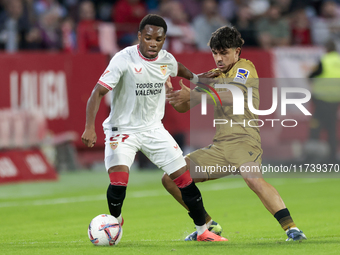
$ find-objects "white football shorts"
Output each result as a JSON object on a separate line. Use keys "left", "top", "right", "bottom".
{"left": 104, "top": 126, "right": 186, "bottom": 175}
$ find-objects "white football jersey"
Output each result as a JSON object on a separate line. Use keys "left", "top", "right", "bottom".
{"left": 98, "top": 45, "right": 178, "bottom": 133}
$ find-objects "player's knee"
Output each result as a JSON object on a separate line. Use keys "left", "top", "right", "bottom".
{"left": 161, "top": 173, "right": 173, "bottom": 189}
{"left": 244, "top": 177, "right": 265, "bottom": 193}
{"left": 169, "top": 165, "right": 187, "bottom": 180}
{"left": 108, "top": 165, "right": 129, "bottom": 174}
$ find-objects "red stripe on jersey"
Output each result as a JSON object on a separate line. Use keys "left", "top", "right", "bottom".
{"left": 137, "top": 45, "right": 158, "bottom": 62}
{"left": 98, "top": 80, "right": 112, "bottom": 90}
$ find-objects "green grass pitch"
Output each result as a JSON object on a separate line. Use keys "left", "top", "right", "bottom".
{"left": 1, "top": 170, "right": 340, "bottom": 255}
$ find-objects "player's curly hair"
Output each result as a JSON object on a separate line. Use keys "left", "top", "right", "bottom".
{"left": 139, "top": 14, "right": 167, "bottom": 34}
{"left": 208, "top": 26, "right": 244, "bottom": 53}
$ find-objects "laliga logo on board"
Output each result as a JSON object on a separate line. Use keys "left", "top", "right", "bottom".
{"left": 10, "top": 71, "right": 69, "bottom": 120}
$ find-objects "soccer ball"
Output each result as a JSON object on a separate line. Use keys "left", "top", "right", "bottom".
{"left": 88, "top": 214, "right": 123, "bottom": 246}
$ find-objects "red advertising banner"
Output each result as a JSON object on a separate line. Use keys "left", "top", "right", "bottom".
{"left": 0, "top": 53, "right": 109, "bottom": 148}
{"left": 0, "top": 149, "right": 57, "bottom": 184}
{"left": 0, "top": 51, "right": 273, "bottom": 149}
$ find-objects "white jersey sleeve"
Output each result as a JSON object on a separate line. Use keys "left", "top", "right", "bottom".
{"left": 166, "top": 51, "right": 178, "bottom": 77}
{"left": 98, "top": 53, "right": 128, "bottom": 90}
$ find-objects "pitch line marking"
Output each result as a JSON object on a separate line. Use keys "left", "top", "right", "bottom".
{"left": 0, "top": 179, "right": 321, "bottom": 208}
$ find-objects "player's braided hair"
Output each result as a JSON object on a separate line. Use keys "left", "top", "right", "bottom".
{"left": 208, "top": 26, "right": 244, "bottom": 54}
{"left": 139, "top": 14, "right": 167, "bottom": 34}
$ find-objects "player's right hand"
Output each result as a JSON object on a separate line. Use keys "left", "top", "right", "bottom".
{"left": 81, "top": 129, "right": 97, "bottom": 147}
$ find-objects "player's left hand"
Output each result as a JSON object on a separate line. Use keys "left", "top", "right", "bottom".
{"left": 165, "top": 77, "right": 173, "bottom": 95}
{"left": 198, "top": 70, "right": 220, "bottom": 78}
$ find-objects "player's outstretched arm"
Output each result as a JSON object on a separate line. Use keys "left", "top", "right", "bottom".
{"left": 177, "top": 62, "right": 194, "bottom": 80}
{"left": 81, "top": 83, "right": 109, "bottom": 147}
{"left": 177, "top": 62, "right": 219, "bottom": 83}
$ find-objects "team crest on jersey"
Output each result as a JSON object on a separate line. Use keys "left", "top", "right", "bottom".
{"left": 233, "top": 68, "right": 249, "bottom": 84}
{"left": 101, "top": 70, "right": 110, "bottom": 77}
{"left": 160, "top": 65, "right": 167, "bottom": 75}
{"left": 110, "top": 142, "right": 118, "bottom": 150}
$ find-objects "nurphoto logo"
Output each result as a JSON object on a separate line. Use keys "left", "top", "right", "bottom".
{"left": 199, "top": 84, "right": 312, "bottom": 128}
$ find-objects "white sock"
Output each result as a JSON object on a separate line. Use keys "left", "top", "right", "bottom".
{"left": 206, "top": 219, "right": 213, "bottom": 229}
{"left": 116, "top": 214, "right": 122, "bottom": 224}
{"left": 196, "top": 224, "right": 208, "bottom": 235}
{"left": 286, "top": 227, "right": 299, "bottom": 234}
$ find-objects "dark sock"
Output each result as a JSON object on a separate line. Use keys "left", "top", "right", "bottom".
{"left": 274, "top": 208, "right": 296, "bottom": 231}
{"left": 204, "top": 210, "right": 212, "bottom": 224}
{"left": 107, "top": 184, "right": 126, "bottom": 217}
{"left": 180, "top": 182, "right": 206, "bottom": 226}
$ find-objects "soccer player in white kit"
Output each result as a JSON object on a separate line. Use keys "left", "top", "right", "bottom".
{"left": 81, "top": 14, "right": 227, "bottom": 242}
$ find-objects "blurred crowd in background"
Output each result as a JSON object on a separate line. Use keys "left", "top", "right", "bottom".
{"left": 1, "top": 0, "right": 340, "bottom": 54}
